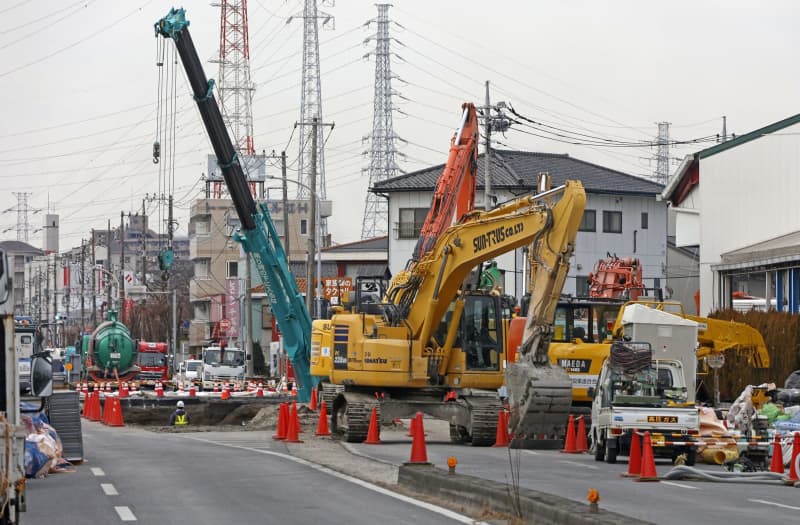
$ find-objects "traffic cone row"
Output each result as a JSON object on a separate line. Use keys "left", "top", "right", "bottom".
{"left": 309, "top": 388, "right": 318, "bottom": 411}
{"left": 788, "top": 432, "right": 800, "bottom": 483}
{"left": 315, "top": 401, "right": 331, "bottom": 436}
{"left": 102, "top": 396, "right": 125, "bottom": 427}
{"left": 561, "top": 414, "right": 589, "bottom": 453}
{"left": 364, "top": 406, "right": 381, "bottom": 444}
{"left": 769, "top": 434, "right": 784, "bottom": 474}
{"left": 634, "top": 432, "right": 659, "bottom": 482}
{"left": 406, "top": 412, "right": 429, "bottom": 464}
{"left": 493, "top": 409, "right": 509, "bottom": 447}
{"left": 82, "top": 389, "right": 102, "bottom": 421}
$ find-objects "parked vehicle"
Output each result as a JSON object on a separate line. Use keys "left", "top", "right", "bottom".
{"left": 590, "top": 304, "right": 701, "bottom": 465}
{"left": 201, "top": 345, "right": 245, "bottom": 389}
{"left": 136, "top": 341, "right": 170, "bottom": 385}
{"left": 1, "top": 248, "right": 53, "bottom": 524}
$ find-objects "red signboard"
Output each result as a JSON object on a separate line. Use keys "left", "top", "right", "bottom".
{"left": 219, "top": 318, "right": 232, "bottom": 331}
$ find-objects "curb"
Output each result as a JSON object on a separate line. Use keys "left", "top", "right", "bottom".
{"left": 398, "top": 464, "right": 654, "bottom": 525}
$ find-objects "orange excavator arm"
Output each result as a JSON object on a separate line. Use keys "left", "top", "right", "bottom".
{"left": 412, "top": 102, "right": 479, "bottom": 261}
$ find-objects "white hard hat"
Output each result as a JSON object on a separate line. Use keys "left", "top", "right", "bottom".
{"left": 177, "top": 400, "right": 185, "bottom": 408}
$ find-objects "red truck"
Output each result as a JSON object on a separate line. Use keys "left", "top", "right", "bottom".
{"left": 136, "top": 341, "right": 170, "bottom": 385}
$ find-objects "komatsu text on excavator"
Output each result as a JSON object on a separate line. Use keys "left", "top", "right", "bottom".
{"left": 311, "top": 176, "right": 586, "bottom": 447}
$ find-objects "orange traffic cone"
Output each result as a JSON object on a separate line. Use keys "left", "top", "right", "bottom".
{"left": 221, "top": 385, "right": 231, "bottom": 400}
{"left": 561, "top": 415, "right": 578, "bottom": 453}
{"left": 788, "top": 432, "right": 800, "bottom": 483}
{"left": 292, "top": 400, "right": 302, "bottom": 434}
{"left": 81, "top": 390, "right": 92, "bottom": 419}
{"left": 769, "top": 434, "right": 785, "bottom": 474}
{"left": 104, "top": 397, "right": 125, "bottom": 427}
{"left": 310, "top": 388, "right": 318, "bottom": 411}
{"left": 406, "top": 412, "right": 429, "bottom": 464}
{"left": 88, "top": 390, "right": 102, "bottom": 422}
{"left": 291, "top": 383, "right": 297, "bottom": 397}
{"left": 635, "top": 432, "right": 659, "bottom": 482}
{"left": 365, "top": 406, "right": 381, "bottom": 444}
{"left": 575, "top": 415, "right": 589, "bottom": 453}
{"left": 155, "top": 382, "right": 164, "bottom": 397}
{"left": 285, "top": 402, "right": 304, "bottom": 443}
{"left": 492, "top": 410, "right": 509, "bottom": 447}
{"left": 189, "top": 385, "right": 196, "bottom": 397}
{"left": 622, "top": 429, "right": 642, "bottom": 477}
{"left": 118, "top": 382, "right": 128, "bottom": 399}
{"left": 407, "top": 415, "right": 416, "bottom": 437}
{"left": 256, "top": 383, "right": 264, "bottom": 398}
{"left": 273, "top": 403, "right": 288, "bottom": 440}
{"left": 315, "top": 401, "right": 332, "bottom": 436}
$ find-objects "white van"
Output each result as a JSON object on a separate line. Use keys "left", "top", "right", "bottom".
{"left": 184, "top": 359, "right": 203, "bottom": 384}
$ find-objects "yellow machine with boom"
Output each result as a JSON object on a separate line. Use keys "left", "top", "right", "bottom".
{"left": 548, "top": 299, "right": 770, "bottom": 410}
{"left": 311, "top": 177, "right": 586, "bottom": 446}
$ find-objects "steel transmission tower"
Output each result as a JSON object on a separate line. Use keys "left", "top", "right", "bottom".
{"left": 292, "top": 1, "right": 333, "bottom": 238}
{"left": 211, "top": 0, "right": 257, "bottom": 198}
{"left": 12, "top": 192, "right": 32, "bottom": 241}
{"left": 361, "top": 4, "right": 403, "bottom": 239}
{"left": 655, "top": 122, "right": 670, "bottom": 185}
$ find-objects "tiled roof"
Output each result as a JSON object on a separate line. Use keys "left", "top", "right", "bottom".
{"left": 373, "top": 150, "right": 663, "bottom": 196}
{"left": 0, "top": 240, "right": 44, "bottom": 255}
{"left": 323, "top": 236, "right": 388, "bottom": 253}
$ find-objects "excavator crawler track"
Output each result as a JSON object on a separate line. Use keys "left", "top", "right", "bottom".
{"left": 332, "top": 395, "right": 378, "bottom": 443}
{"left": 320, "top": 382, "right": 344, "bottom": 411}
{"left": 467, "top": 399, "right": 504, "bottom": 446}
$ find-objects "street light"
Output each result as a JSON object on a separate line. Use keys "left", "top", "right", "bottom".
{"left": 266, "top": 176, "right": 323, "bottom": 319}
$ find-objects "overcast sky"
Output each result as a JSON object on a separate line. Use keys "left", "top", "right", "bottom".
{"left": 1, "top": 0, "right": 798, "bottom": 251}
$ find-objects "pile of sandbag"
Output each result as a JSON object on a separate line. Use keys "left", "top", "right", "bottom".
{"left": 22, "top": 413, "right": 75, "bottom": 479}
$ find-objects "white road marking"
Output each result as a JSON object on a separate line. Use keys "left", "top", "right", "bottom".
{"left": 660, "top": 481, "right": 697, "bottom": 490}
{"left": 91, "top": 468, "right": 105, "bottom": 476}
{"left": 101, "top": 483, "right": 119, "bottom": 496}
{"left": 558, "top": 460, "right": 599, "bottom": 470}
{"left": 114, "top": 506, "right": 137, "bottom": 521}
{"left": 749, "top": 499, "right": 800, "bottom": 511}
{"left": 523, "top": 450, "right": 539, "bottom": 455}
{"left": 187, "top": 436, "right": 490, "bottom": 525}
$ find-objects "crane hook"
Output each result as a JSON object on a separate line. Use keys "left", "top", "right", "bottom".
{"left": 152, "top": 141, "right": 161, "bottom": 164}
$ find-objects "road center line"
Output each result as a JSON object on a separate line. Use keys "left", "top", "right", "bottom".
{"left": 115, "top": 506, "right": 137, "bottom": 521}
{"left": 101, "top": 483, "right": 119, "bottom": 496}
{"left": 91, "top": 468, "right": 105, "bottom": 477}
{"left": 749, "top": 498, "right": 800, "bottom": 511}
{"left": 660, "top": 481, "right": 697, "bottom": 490}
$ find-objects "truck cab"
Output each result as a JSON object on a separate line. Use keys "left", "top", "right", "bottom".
{"left": 201, "top": 345, "right": 245, "bottom": 389}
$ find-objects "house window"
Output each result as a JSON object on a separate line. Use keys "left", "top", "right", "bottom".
{"left": 195, "top": 218, "right": 210, "bottom": 236}
{"left": 194, "top": 258, "right": 209, "bottom": 279}
{"left": 227, "top": 261, "right": 239, "bottom": 279}
{"left": 300, "top": 219, "right": 308, "bottom": 235}
{"left": 641, "top": 212, "right": 649, "bottom": 230}
{"left": 193, "top": 301, "right": 210, "bottom": 321}
{"left": 576, "top": 275, "right": 590, "bottom": 297}
{"left": 398, "top": 208, "right": 428, "bottom": 239}
{"left": 603, "top": 211, "right": 622, "bottom": 233}
{"left": 579, "top": 209, "right": 596, "bottom": 232}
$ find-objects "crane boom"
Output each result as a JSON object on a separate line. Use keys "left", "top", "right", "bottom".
{"left": 155, "top": 8, "right": 314, "bottom": 401}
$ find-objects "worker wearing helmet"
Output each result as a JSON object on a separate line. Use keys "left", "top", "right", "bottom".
{"left": 169, "top": 400, "right": 189, "bottom": 426}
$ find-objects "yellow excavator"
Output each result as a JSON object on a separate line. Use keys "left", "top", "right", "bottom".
{"left": 547, "top": 299, "right": 770, "bottom": 411}
{"left": 310, "top": 176, "right": 586, "bottom": 446}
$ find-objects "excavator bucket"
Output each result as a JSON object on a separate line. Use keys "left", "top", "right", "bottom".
{"left": 505, "top": 362, "right": 573, "bottom": 448}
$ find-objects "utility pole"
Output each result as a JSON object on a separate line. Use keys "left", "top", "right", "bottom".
{"left": 484, "top": 80, "right": 492, "bottom": 209}
{"left": 107, "top": 219, "right": 112, "bottom": 310}
{"left": 722, "top": 115, "right": 728, "bottom": 142}
{"left": 141, "top": 199, "right": 148, "bottom": 288}
{"left": 91, "top": 230, "right": 96, "bottom": 325}
{"left": 281, "top": 151, "right": 290, "bottom": 262}
{"left": 244, "top": 253, "right": 253, "bottom": 377}
{"left": 306, "top": 118, "right": 318, "bottom": 317}
{"left": 52, "top": 254, "right": 58, "bottom": 325}
{"left": 37, "top": 268, "right": 42, "bottom": 323}
{"left": 655, "top": 122, "right": 671, "bottom": 186}
{"left": 120, "top": 212, "right": 126, "bottom": 308}
{"left": 81, "top": 239, "right": 86, "bottom": 331}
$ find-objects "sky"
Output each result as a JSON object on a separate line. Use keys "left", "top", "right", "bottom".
{"left": 1, "top": 0, "right": 799, "bottom": 251}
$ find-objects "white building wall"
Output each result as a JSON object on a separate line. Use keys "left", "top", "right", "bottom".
{"left": 698, "top": 122, "right": 800, "bottom": 314}
{"left": 388, "top": 188, "right": 667, "bottom": 301}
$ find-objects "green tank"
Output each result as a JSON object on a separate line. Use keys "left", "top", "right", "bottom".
{"left": 82, "top": 311, "right": 139, "bottom": 381}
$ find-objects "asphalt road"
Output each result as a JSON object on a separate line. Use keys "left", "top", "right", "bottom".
{"left": 24, "top": 422, "right": 479, "bottom": 525}
{"left": 343, "top": 422, "right": 800, "bottom": 525}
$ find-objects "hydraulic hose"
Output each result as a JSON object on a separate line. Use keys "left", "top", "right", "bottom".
{"left": 662, "top": 465, "right": 793, "bottom": 485}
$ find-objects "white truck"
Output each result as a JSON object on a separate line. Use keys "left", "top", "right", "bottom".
{"left": 590, "top": 304, "right": 700, "bottom": 465}
{"left": 200, "top": 345, "right": 246, "bottom": 390}
{"left": 1, "top": 248, "right": 53, "bottom": 524}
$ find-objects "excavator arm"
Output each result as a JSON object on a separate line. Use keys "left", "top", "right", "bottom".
{"left": 387, "top": 180, "right": 586, "bottom": 352}
{"left": 412, "top": 103, "right": 478, "bottom": 260}
{"left": 155, "top": 8, "right": 314, "bottom": 402}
